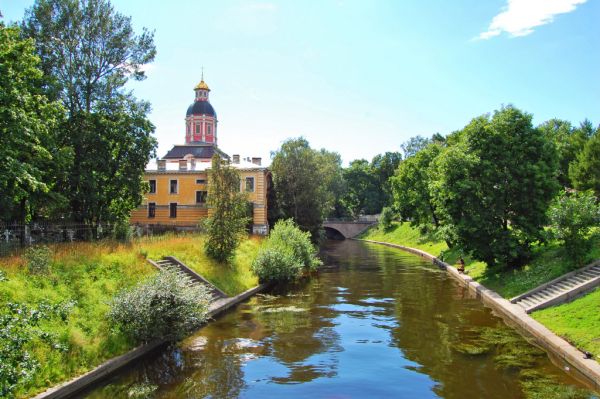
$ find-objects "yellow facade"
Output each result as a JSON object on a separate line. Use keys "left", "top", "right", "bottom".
{"left": 130, "top": 166, "right": 269, "bottom": 234}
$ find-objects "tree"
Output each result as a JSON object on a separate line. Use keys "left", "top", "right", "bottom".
{"left": 270, "top": 138, "right": 339, "bottom": 239}
{"left": 538, "top": 119, "right": 588, "bottom": 187}
{"left": 22, "top": 0, "right": 157, "bottom": 227}
{"left": 0, "top": 23, "right": 68, "bottom": 224}
{"left": 205, "top": 155, "right": 249, "bottom": 262}
{"left": 370, "top": 151, "right": 402, "bottom": 210}
{"left": 429, "top": 106, "right": 558, "bottom": 269}
{"left": 341, "top": 159, "right": 380, "bottom": 217}
{"left": 391, "top": 143, "right": 441, "bottom": 229}
{"left": 401, "top": 135, "right": 430, "bottom": 159}
{"left": 549, "top": 190, "right": 600, "bottom": 267}
{"left": 569, "top": 129, "right": 600, "bottom": 197}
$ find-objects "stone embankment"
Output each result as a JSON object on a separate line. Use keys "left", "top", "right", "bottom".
{"left": 358, "top": 239, "right": 600, "bottom": 391}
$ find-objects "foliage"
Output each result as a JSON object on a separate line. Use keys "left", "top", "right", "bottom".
{"left": 270, "top": 138, "right": 343, "bottom": 239}
{"left": 108, "top": 267, "right": 211, "bottom": 343}
{"left": 429, "top": 106, "right": 559, "bottom": 269}
{"left": 205, "top": 154, "right": 250, "bottom": 262}
{"left": 21, "top": 0, "right": 157, "bottom": 227}
{"left": 391, "top": 143, "right": 442, "bottom": 229}
{"left": 0, "top": 23, "right": 68, "bottom": 223}
{"left": 22, "top": 0, "right": 156, "bottom": 114}
{"left": 379, "top": 207, "right": 394, "bottom": 231}
{"left": 24, "top": 245, "right": 52, "bottom": 275}
{"left": 341, "top": 159, "right": 380, "bottom": 216}
{"left": 548, "top": 190, "right": 600, "bottom": 267}
{"left": 569, "top": 128, "right": 600, "bottom": 197}
{"left": 400, "top": 135, "right": 430, "bottom": 158}
{"left": 252, "top": 219, "right": 322, "bottom": 282}
{"left": 538, "top": 119, "right": 589, "bottom": 188}
{"left": 0, "top": 301, "right": 72, "bottom": 398}
{"left": 112, "top": 218, "right": 133, "bottom": 242}
{"left": 338, "top": 152, "right": 402, "bottom": 218}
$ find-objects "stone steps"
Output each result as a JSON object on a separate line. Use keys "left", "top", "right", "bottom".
{"left": 149, "top": 257, "right": 228, "bottom": 302}
{"left": 511, "top": 262, "right": 600, "bottom": 313}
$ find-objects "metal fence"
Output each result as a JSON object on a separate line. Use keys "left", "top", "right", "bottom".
{"left": 0, "top": 222, "right": 114, "bottom": 257}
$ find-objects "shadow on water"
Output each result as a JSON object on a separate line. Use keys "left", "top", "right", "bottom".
{"left": 84, "top": 240, "right": 597, "bottom": 399}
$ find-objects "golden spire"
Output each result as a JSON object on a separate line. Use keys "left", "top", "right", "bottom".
{"left": 194, "top": 67, "right": 210, "bottom": 91}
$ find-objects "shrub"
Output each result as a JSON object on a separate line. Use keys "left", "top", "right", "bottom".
{"left": 112, "top": 219, "right": 133, "bottom": 242}
{"left": 108, "top": 268, "right": 211, "bottom": 343}
{"left": 252, "top": 219, "right": 322, "bottom": 282}
{"left": 549, "top": 190, "right": 600, "bottom": 267}
{"left": 24, "top": 245, "right": 52, "bottom": 275}
{"left": 0, "top": 302, "right": 72, "bottom": 397}
{"left": 379, "top": 207, "right": 394, "bottom": 231}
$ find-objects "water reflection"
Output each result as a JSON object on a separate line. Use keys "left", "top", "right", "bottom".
{"left": 86, "top": 240, "right": 595, "bottom": 399}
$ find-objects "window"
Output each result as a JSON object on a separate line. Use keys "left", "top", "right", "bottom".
{"left": 169, "top": 203, "right": 177, "bottom": 218}
{"left": 148, "top": 180, "right": 156, "bottom": 194}
{"left": 196, "top": 191, "right": 207, "bottom": 204}
{"left": 206, "top": 124, "right": 212, "bottom": 135}
{"left": 170, "top": 179, "right": 178, "bottom": 194}
{"left": 195, "top": 123, "right": 201, "bottom": 134}
{"left": 196, "top": 179, "right": 206, "bottom": 184}
{"left": 245, "top": 177, "right": 255, "bottom": 192}
{"left": 148, "top": 202, "right": 156, "bottom": 218}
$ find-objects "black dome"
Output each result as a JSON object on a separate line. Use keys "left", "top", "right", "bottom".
{"left": 186, "top": 101, "right": 216, "bottom": 117}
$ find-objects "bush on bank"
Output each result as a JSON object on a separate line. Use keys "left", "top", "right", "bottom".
{"left": 252, "top": 219, "right": 322, "bottom": 282}
{"left": 108, "top": 267, "right": 211, "bottom": 343}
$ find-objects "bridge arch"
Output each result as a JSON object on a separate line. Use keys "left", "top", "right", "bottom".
{"left": 322, "top": 220, "right": 377, "bottom": 239}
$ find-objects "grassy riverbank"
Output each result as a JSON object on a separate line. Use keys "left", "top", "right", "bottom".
{"left": 532, "top": 288, "right": 600, "bottom": 357}
{"left": 360, "top": 222, "right": 600, "bottom": 358}
{"left": 0, "top": 233, "right": 260, "bottom": 398}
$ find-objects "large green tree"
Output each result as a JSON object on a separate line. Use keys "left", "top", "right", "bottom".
{"left": 22, "top": 0, "right": 157, "bottom": 227}
{"left": 538, "top": 119, "right": 588, "bottom": 187}
{"left": 429, "top": 106, "right": 558, "bottom": 269}
{"left": 569, "top": 129, "right": 600, "bottom": 197}
{"left": 370, "top": 151, "right": 402, "bottom": 210}
{"left": 391, "top": 143, "right": 441, "bottom": 229}
{"left": 205, "top": 155, "right": 249, "bottom": 262}
{"left": 0, "top": 23, "right": 68, "bottom": 223}
{"left": 270, "top": 138, "right": 341, "bottom": 239}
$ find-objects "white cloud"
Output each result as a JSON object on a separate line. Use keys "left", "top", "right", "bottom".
{"left": 478, "top": 0, "right": 587, "bottom": 39}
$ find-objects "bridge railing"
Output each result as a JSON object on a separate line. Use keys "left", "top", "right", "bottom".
{"left": 324, "top": 215, "right": 379, "bottom": 223}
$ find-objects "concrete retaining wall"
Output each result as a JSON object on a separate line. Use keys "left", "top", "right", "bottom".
{"left": 359, "top": 239, "right": 600, "bottom": 391}
{"left": 32, "top": 283, "right": 271, "bottom": 399}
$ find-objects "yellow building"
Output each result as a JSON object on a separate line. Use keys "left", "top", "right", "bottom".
{"left": 130, "top": 78, "right": 270, "bottom": 234}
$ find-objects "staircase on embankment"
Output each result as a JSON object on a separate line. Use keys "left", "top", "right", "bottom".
{"left": 148, "top": 256, "right": 228, "bottom": 302}
{"left": 511, "top": 260, "right": 600, "bottom": 313}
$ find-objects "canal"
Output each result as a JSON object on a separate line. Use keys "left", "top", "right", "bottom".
{"left": 86, "top": 239, "right": 596, "bottom": 398}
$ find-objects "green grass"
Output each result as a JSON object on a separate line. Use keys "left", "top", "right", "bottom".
{"left": 0, "top": 233, "right": 261, "bottom": 398}
{"left": 360, "top": 222, "right": 600, "bottom": 298}
{"left": 140, "top": 234, "right": 260, "bottom": 296}
{"left": 532, "top": 287, "right": 600, "bottom": 358}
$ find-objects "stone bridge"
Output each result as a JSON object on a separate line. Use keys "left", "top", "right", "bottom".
{"left": 323, "top": 218, "right": 378, "bottom": 239}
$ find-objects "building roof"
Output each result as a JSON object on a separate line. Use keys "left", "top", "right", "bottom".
{"left": 194, "top": 79, "right": 210, "bottom": 91}
{"left": 145, "top": 158, "right": 265, "bottom": 172}
{"left": 163, "top": 144, "right": 229, "bottom": 160}
{"left": 186, "top": 100, "right": 216, "bottom": 117}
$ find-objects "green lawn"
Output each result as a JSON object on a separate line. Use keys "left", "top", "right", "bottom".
{"left": 360, "top": 222, "right": 600, "bottom": 298}
{"left": 532, "top": 288, "right": 600, "bottom": 357}
{"left": 0, "top": 233, "right": 260, "bottom": 398}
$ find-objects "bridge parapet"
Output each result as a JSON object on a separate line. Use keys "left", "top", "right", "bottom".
{"left": 323, "top": 217, "right": 378, "bottom": 238}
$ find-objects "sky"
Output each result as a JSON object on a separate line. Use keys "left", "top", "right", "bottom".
{"left": 2, "top": 0, "right": 599, "bottom": 165}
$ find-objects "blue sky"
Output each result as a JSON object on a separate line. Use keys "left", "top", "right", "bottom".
{"left": 3, "top": 0, "right": 599, "bottom": 165}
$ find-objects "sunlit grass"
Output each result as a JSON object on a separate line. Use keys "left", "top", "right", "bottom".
{"left": 532, "top": 287, "right": 600, "bottom": 358}
{"left": 0, "top": 233, "right": 261, "bottom": 398}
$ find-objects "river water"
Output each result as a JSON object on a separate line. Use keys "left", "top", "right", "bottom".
{"left": 86, "top": 240, "right": 596, "bottom": 398}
